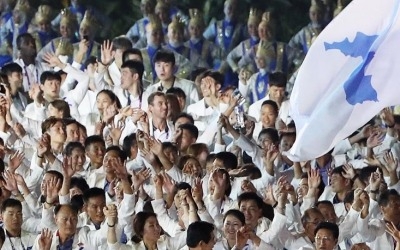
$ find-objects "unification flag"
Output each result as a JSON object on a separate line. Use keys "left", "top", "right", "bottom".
{"left": 288, "top": 0, "right": 400, "bottom": 161}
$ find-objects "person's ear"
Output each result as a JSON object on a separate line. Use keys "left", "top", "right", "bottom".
{"left": 216, "top": 84, "right": 221, "bottom": 91}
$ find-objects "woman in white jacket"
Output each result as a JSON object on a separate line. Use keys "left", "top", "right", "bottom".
{"left": 107, "top": 210, "right": 187, "bottom": 250}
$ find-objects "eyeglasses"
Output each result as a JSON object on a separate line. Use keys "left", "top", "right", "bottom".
{"left": 315, "top": 236, "right": 334, "bottom": 242}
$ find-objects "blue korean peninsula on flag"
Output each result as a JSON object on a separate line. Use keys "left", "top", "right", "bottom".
{"left": 288, "top": 0, "right": 400, "bottom": 161}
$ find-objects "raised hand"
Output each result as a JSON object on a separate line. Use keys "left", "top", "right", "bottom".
{"left": 62, "top": 156, "right": 76, "bottom": 179}
{"left": 192, "top": 178, "right": 203, "bottom": 205}
{"left": 241, "top": 179, "right": 256, "bottom": 193}
{"left": 262, "top": 184, "right": 277, "bottom": 206}
{"left": 37, "top": 134, "right": 50, "bottom": 158}
{"left": 13, "top": 123, "right": 26, "bottom": 138}
{"left": 46, "top": 176, "right": 61, "bottom": 204}
{"left": 103, "top": 204, "right": 118, "bottom": 226}
{"left": 78, "top": 39, "right": 89, "bottom": 55}
{"left": 369, "top": 169, "right": 382, "bottom": 192}
{"left": 38, "top": 228, "right": 53, "bottom": 250}
{"left": 101, "top": 40, "right": 114, "bottom": 66}
{"left": 386, "top": 222, "right": 400, "bottom": 243}
{"left": 161, "top": 172, "right": 176, "bottom": 194}
{"left": 381, "top": 107, "right": 395, "bottom": 127}
{"left": 217, "top": 115, "right": 228, "bottom": 130}
{"left": 263, "top": 144, "right": 279, "bottom": 164}
{"left": 43, "top": 52, "right": 63, "bottom": 68}
{"left": 148, "top": 137, "right": 163, "bottom": 155}
{"left": 342, "top": 163, "right": 356, "bottom": 180}
{"left": 366, "top": 132, "right": 382, "bottom": 149}
{"left": 153, "top": 174, "right": 163, "bottom": 190}
{"left": 383, "top": 151, "right": 398, "bottom": 173}
{"left": 8, "top": 150, "right": 25, "bottom": 172}
{"left": 94, "top": 121, "right": 106, "bottom": 136}
{"left": 308, "top": 169, "right": 321, "bottom": 189}
{"left": 236, "top": 226, "right": 250, "bottom": 249}
{"left": 131, "top": 168, "right": 151, "bottom": 192}
{"left": 2, "top": 170, "right": 18, "bottom": 193}
{"left": 109, "top": 121, "right": 124, "bottom": 144}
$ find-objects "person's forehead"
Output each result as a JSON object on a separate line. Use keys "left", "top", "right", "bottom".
{"left": 316, "top": 228, "right": 334, "bottom": 237}
{"left": 3, "top": 206, "right": 22, "bottom": 213}
{"left": 240, "top": 200, "right": 258, "bottom": 207}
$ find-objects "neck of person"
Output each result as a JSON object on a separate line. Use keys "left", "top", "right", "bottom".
{"left": 152, "top": 116, "right": 167, "bottom": 131}
{"left": 336, "top": 189, "right": 350, "bottom": 202}
{"left": 21, "top": 55, "right": 35, "bottom": 66}
{"left": 160, "top": 76, "right": 175, "bottom": 90}
{"left": 227, "top": 237, "right": 236, "bottom": 249}
{"left": 316, "top": 155, "right": 331, "bottom": 168}
{"left": 128, "top": 82, "right": 140, "bottom": 97}
{"left": 90, "top": 161, "right": 102, "bottom": 169}
{"left": 51, "top": 141, "right": 64, "bottom": 155}
{"left": 58, "top": 230, "right": 75, "bottom": 244}
{"left": 6, "top": 228, "right": 21, "bottom": 237}
{"left": 143, "top": 238, "right": 157, "bottom": 250}
{"left": 306, "top": 230, "right": 315, "bottom": 243}
{"left": 10, "top": 86, "right": 19, "bottom": 97}
{"left": 204, "top": 95, "right": 219, "bottom": 108}
{"left": 106, "top": 173, "right": 115, "bottom": 183}
{"left": 44, "top": 94, "right": 60, "bottom": 103}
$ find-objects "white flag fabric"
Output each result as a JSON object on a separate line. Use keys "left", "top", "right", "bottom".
{"left": 288, "top": 0, "right": 400, "bottom": 161}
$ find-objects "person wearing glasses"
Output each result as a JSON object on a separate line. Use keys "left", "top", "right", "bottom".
{"left": 314, "top": 222, "right": 339, "bottom": 250}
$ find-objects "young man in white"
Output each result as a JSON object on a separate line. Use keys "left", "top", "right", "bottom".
{"left": 142, "top": 49, "right": 199, "bottom": 111}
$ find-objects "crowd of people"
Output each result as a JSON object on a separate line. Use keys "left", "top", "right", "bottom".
{"left": 0, "top": 0, "right": 399, "bottom": 249}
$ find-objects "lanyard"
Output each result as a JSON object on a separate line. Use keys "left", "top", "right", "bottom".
{"left": 23, "top": 65, "right": 38, "bottom": 87}
{"left": 6, "top": 230, "right": 26, "bottom": 250}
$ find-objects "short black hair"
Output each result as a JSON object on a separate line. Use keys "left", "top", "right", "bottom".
{"left": 378, "top": 189, "right": 400, "bottom": 207}
{"left": 162, "top": 141, "right": 178, "bottom": 152}
{"left": 112, "top": 37, "right": 133, "bottom": 51}
{"left": 314, "top": 222, "right": 339, "bottom": 240}
{"left": 166, "top": 87, "right": 186, "bottom": 99}
{"left": 123, "top": 48, "right": 143, "bottom": 63}
{"left": 122, "top": 133, "right": 137, "bottom": 158}
{"left": 1, "top": 62, "right": 22, "bottom": 75}
{"left": 54, "top": 204, "right": 79, "bottom": 215}
{"left": 70, "top": 177, "right": 90, "bottom": 193}
{"left": 223, "top": 209, "right": 245, "bottom": 225}
{"left": 84, "top": 56, "right": 97, "bottom": 68}
{"left": 64, "top": 141, "right": 85, "bottom": 156}
{"left": 40, "top": 71, "right": 61, "bottom": 84}
{"left": 315, "top": 200, "right": 335, "bottom": 210}
{"left": 83, "top": 187, "right": 106, "bottom": 204}
{"left": 1, "top": 198, "right": 22, "bottom": 213}
{"left": 215, "top": 152, "right": 238, "bottom": 170}
{"left": 199, "top": 70, "right": 224, "bottom": 86}
{"left": 121, "top": 60, "right": 145, "bottom": 80}
{"left": 258, "top": 128, "right": 280, "bottom": 144}
{"left": 173, "top": 112, "right": 194, "bottom": 125}
{"left": 84, "top": 135, "right": 105, "bottom": 150}
{"left": 147, "top": 91, "right": 165, "bottom": 106}
{"left": 179, "top": 123, "right": 199, "bottom": 140}
{"left": 45, "top": 170, "right": 64, "bottom": 184}
{"left": 106, "top": 146, "right": 128, "bottom": 162}
{"left": 330, "top": 166, "right": 346, "bottom": 178}
{"left": 261, "top": 100, "right": 279, "bottom": 115}
{"left": 237, "top": 192, "right": 264, "bottom": 209}
{"left": 186, "top": 221, "right": 215, "bottom": 247}
{"left": 154, "top": 49, "right": 175, "bottom": 65}
{"left": 269, "top": 72, "right": 287, "bottom": 88}
{"left": 71, "top": 194, "right": 84, "bottom": 211}
{"left": 96, "top": 89, "right": 122, "bottom": 109}
{"left": 16, "top": 33, "right": 35, "bottom": 50}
